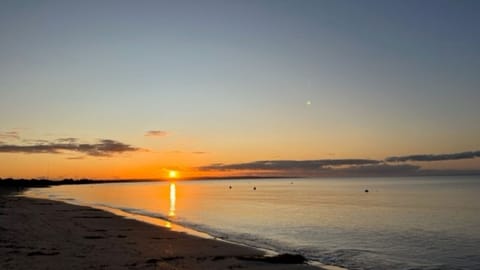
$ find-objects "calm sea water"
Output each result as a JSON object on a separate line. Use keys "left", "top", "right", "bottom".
{"left": 25, "top": 176, "right": 480, "bottom": 270}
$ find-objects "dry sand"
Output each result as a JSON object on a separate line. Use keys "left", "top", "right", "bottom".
{"left": 0, "top": 191, "right": 322, "bottom": 270}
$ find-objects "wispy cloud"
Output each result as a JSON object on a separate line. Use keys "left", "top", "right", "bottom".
{"left": 0, "top": 138, "right": 140, "bottom": 157}
{"left": 200, "top": 159, "right": 381, "bottom": 171}
{"left": 66, "top": 156, "right": 85, "bottom": 160}
{"left": 56, "top": 138, "right": 78, "bottom": 143}
{"left": 385, "top": 150, "right": 480, "bottom": 162}
{"left": 192, "top": 151, "right": 207, "bottom": 155}
{"left": 145, "top": 130, "right": 168, "bottom": 137}
{"left": 0, "top": 131, "right": 20, "bottom": 140}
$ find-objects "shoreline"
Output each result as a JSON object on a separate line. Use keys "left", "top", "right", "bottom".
{"left": 79, "top": 204, "right": 279, "bottom": 256}
{"left": 23, "top": 189, "right": 274, "bottom": 254}
{"left": 44, "top": 201, "right": 348, "bottom": 270}
{"left": 1, "top": 189, "right": 324, "bottom": 269}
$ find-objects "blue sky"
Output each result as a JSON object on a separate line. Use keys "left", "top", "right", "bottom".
{"left": 1, "top": 0, "right": 479, "bottom": 178}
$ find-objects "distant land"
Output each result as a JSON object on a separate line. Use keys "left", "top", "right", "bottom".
{"left": 0, "top": 176, "right": 295, "bottom": 189}
{"left": 1, "top": 172, "right": 480, "bottom": 190}
{"left": 0, "top": 178, "right": 151, "bottom": 189}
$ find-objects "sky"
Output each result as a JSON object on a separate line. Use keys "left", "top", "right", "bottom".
{"left": 1, "top": 0, "right": 479, "bottom": 179}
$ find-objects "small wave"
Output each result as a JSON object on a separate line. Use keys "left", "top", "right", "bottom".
{"left": 313, "top": 248, "right": 463, "bottom": 270}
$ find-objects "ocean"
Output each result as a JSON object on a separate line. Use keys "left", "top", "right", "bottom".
{"left": 24, "top": 176, "right": 480, "bottom": 270}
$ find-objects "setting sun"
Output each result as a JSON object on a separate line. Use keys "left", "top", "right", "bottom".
{"left": 168, "top": 170, "right": 178, "bottom": 179}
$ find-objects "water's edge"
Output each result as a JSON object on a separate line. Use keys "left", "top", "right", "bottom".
{"left": 21, "top": 190, "right": 346, "bottom": 270}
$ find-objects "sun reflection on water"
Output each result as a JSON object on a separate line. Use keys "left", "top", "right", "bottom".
{"left": 168, "top": 182, "right": 176, "bottom": 217}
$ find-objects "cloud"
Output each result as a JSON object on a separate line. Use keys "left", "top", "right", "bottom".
{"left": 56, "top": 138, "right": 78, "bottom": 143}
{"left": 332, "top": 164, "right": 420, "bottom": 177}
{"left": 192, "top": 151, "right": 206, "bottom": 155}
{"left": 0, "top": 131, "right": 20, "bottom": 140}
{"left": 199, "top": 159, "right": 381, "bottom": 171}
{"left": 385, "top": 150, "right": 480, "bottom": 162}
{"left": 0, "top": 139, "right": 140, "bottom": 157}
{"left": 66, "top": 156, "right": 85, "bottom": 160}
{"left": 198, "top": 159, "right": 423, "bottom": 177}
{"left": 145, "top": 130, "right": 168, "bottom": 137}
{"left": 23, "top": 139, "right": 50, "bottom": 144}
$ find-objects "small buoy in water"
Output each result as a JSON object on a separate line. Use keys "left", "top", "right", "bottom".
{"left": 229, "top": 185, "right": 232, "bottom": 189}
{"left": 365, "top": 189, "right": 369, "bottom": 193}
{"left": 290, "top": 182, "right": 293, "bottom": 184}
{"left": 253, "top": 186, "right": 256, "bottom": 191}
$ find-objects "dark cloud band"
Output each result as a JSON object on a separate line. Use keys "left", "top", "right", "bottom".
{"left": 198, "top": 160, "right": 422, "bottom": 177}
{"left": 385, "top": 151, "right": 480, "bottom": 162}
{"left": 0, "top": 139, "right": 139, "bottom": 157}
{"left": 200, "top": 159, "right": 381, "bottom": 171}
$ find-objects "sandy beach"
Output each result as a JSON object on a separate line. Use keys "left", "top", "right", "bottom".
{"left": 0, "top": 190, "right": 320, "bottom": 270}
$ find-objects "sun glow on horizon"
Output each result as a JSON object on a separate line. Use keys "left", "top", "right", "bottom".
{"left": 168, "top": 170, "right": 178, "bottom": 179}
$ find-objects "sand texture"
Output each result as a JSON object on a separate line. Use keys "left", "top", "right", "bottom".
{"left": 0, "top": 192, "right": 321, "bottom": 270}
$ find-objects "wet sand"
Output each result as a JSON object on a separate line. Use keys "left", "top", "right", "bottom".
{"left": 0, "top": 190, "right": 321, "bottom": 270}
